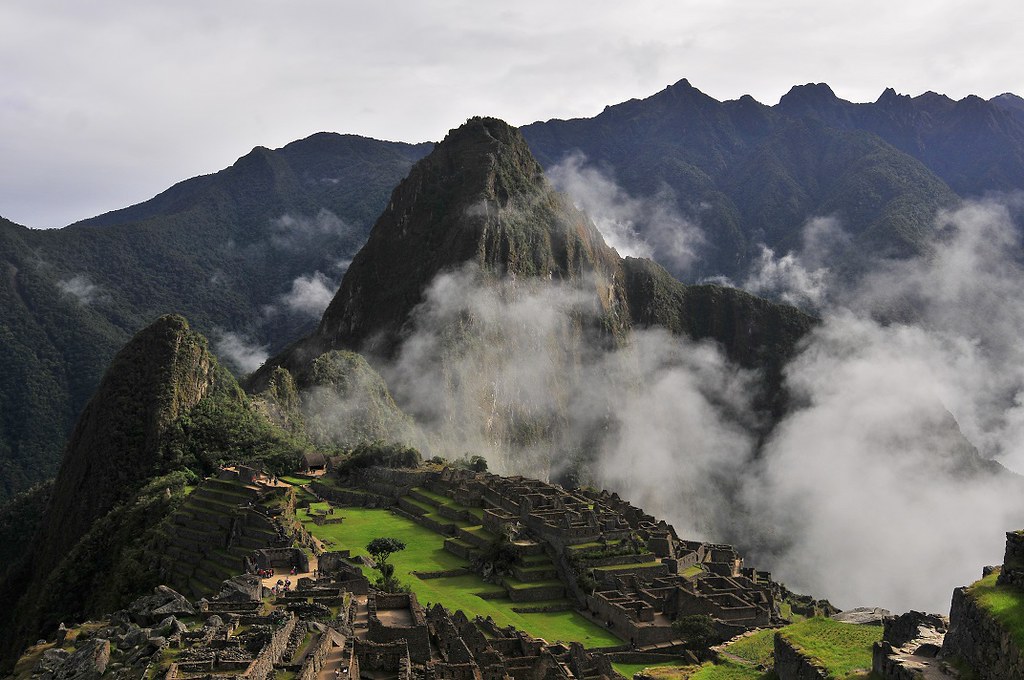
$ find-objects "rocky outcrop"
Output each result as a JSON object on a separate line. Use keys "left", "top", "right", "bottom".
{"left": 127, "top": 585, "right": 195, "bottom": 625}
{"left": 871, "top": 611, "right": 952, "bottom": 679}
{"left": 831, "top": 607, "right": 890, "bottom": 626}
{"left": 773, "top": 632, "right": 828, "bottom": 679}
{"left": 942, "top": 584, "right": 1024, "bottom": 679}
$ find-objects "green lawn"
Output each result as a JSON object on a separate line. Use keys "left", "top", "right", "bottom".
{"left": 723, "top": 629, "right": 775, "bottom": 667}
{"left": 690, "top": 660, "right": 772, "bottom": 679}
{"left": 299, "top": 505, "right": 621, "bottom": 648}
{"left": 281, "top": 475, "right": 313, "bottom": 486}
{"left": 970, "top": 571, "right": 1024, "bottom": 653}
{"left": 611, "top": 660, "right": 694, "bottom": 679}
{"left": 777, "top": 618, "right": 880, "bottom": 678}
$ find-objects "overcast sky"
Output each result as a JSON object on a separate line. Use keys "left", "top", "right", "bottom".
{"left": 2, "top": 0, "right": 1021, "bottom": 229}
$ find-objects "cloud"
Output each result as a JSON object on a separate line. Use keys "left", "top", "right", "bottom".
{"left": 57, "top": 274, "right": 101, "bottom": 304}
{"left": 741, "top": 216, "right": 848, "bottom": 310}
{"left": 370, "top": 196, "right": 1024, "bottom": 614}
{"left": 270, "top": 208, "right": 354, "bottom": 250}
{"left": 548, "top": 152, "right": 704, "bottom": 276}
{"left": 214, "top": 330, "right": 269, "bottom": 374}
{"left": 276, "top": 271, "right": 336, "bottom": 318}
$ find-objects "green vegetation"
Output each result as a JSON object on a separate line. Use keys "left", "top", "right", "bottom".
{"left": 969, "top": 571, "right": 1024, "bottom": 652}
{"left": 335, "top": 440, "right": 421, "bottom": 475}
{"left": 298, "top": 504, "right": 620, "bottom": 647}
{"left": 611, "top": 660, "right": 694, "bottom": 679}
{"left": 280, "top": 475, "right": 313, "bottom": 486}
{"left": 777, "top": 618, "right": 880, "bottom": 678}
{"left": 367, "top": 536, "right": 408, "bottom": 592}
{"left": 722, "top": 629, "right": 776, "bottom": 667}
{"left": 689, "top": 660, "right": 772, "bottom": 679}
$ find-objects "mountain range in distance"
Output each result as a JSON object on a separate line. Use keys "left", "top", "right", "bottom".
{"left": 1, "top": 78, "right": 1023, "bottom": 501}
{"left": 2, "top": 76, "right": 1024, "bottom": 669}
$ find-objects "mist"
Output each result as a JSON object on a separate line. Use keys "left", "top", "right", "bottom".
{"left": 548, "top": 152, "right": 704, "bottom": 277}
{"left": 57, "top": 274, "right": 102, "bottom": 305}
{"left": 214, "top": 329, "right": 269, "bottom": 374}
{"left": 297, "top": 194, "right": 1024, "bottom": 614}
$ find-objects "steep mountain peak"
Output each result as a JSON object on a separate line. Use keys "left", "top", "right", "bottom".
{"left": 876, "top": 87, "right": 911, "bottom": 106}
{"left": 778, "top": 82, "right": 841, "bottom": 107}
{"left": 32, "top": 314, "right": 217, "bottom": 574}
{"left": 270, "top": 116, "right": 624, "bottom": 364}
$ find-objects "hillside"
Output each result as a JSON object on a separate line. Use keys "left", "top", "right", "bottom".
{"left": 521, "top": 78, "right": 964, "bottom": 281}
{"left": 4, "top": 79, "right": 1024, "bottom": 503}
{"left": 0, "top": 315, "right": 306, "bottom": 665}
{"left": 0, "top": 135, "right": 429, "bottom": 501}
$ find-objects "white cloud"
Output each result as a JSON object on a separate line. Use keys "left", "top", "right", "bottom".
{"left": 57, "top": 274, "right": 100, "bottom": 304}
{"left": 548, "top": 152, "right": 704, "bottom": 276}
{"left": 214, "top": 330, "right": 269, "bottom": 374}
{"left": 277, "top": 271, "right": 335, "bottom": 318}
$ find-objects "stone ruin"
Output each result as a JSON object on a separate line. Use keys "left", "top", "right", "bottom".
{"left": 871, "top": 529, "right": 1024, "bottom": 679}
{"left": 370, "top": 466, "right": 798, "bottom": 648}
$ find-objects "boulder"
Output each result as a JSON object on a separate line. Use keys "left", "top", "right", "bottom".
{"left": 831, "top": 607, "right": 891, "bottom": 626}
{"left": 33, "top": 647, "right": 70, "bottom": 677}
{"left": 53, "top": 638, "right": 110, "bottom": 680}
{"left": 128, "top": 585, "right": 194, "bottom": 624}
{"left": 215, "top": 574, "right": 263, "bottom": 602}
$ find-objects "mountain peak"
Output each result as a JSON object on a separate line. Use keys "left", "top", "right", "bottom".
{"left": 272, "top": 116, "right": 623, "bottom": 363}
{"left": 779, "top": 82, "right": 839, "bottom": 105}
{"left": 33, "top": 314, "right": 217, "bottom": 574}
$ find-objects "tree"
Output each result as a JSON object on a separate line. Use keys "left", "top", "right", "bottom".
{"left": 366, "top": 537, "right": 406, "bottom": 591}
{"left": 672, "top": 614, "right": 719, "bottom": 648}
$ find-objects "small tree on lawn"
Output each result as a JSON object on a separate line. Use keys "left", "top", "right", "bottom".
{"left": 367, "top": 537, "right": 407, "bottom": 592}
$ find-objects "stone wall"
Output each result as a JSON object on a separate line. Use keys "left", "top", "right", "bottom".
{"left": 241, "top": 613, "right": 296, "bottom": 680}
{"left": 773, "top": 633, "right": 828, "bottom": 680}
{"left": 1000, "top": 531, "right": 1024, "bottom": 588}
{"left": 367, "top": 592, "right": 431, "bottom": 663}
{"left": 942, "top": 585, "right": 1024, "bottom": 679}
{"left": 298, "top": 628, "right": 338, "bottom": 680}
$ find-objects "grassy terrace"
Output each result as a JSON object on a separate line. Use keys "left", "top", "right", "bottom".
{"left": 970, "top": 570, "right": 1024, "bottom": 652}
{"left": 777, "top": 618, "right": 880, "bottom": 679}
{"left": 594, "top": 560, "right": 664, "bottom": 572}
{"left": 298, "top": 504, "right": 621, "bottom": 648}
{"left": 611, "top": 660, "right": 769, "bottom": 680}
{"left": 721, "top": 629, "right": 774, "bottom": 667}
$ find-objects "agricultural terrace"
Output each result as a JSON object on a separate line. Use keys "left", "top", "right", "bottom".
{"left": 776, "top": 617, "right": 881, "bottom": 678}
{"left": 297, "top": 503, "right": 621, "bottom": 648}
{"left": 969, "top": 570, "right": 1024, "bottom": 652}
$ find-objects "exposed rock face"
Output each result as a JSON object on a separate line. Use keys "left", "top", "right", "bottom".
{"left": 942, "top": 584, "right": 1024, "bottom": 679}
{"left": 33, "top": 315, "right": 216, "bottom": 575}
{"left": 53, "top": 638, "right": 110, "bottom": 680}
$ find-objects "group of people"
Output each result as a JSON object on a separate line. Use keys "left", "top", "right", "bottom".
{"left": 271, "top": 578, "right": 293, "bottom": 595}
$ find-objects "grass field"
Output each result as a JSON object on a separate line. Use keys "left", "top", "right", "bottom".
{"left": 281, "top": 475, "right": 313, "bottom": 486}
{"left": 611, "top": 660, "right": 695, "bottom": 679}
{"left": 722, "top": 629, "right": 775, "bottom": 667}
{"left": 777, "top": 618, "right": 880, "bottom": 678}
{"left": 298, "top": 504, "right": 621, "bottom": 648}
{"left": 970, "top": 571, "right": 1024, "bottom": 653}
{"left": 689, "top": 660, "right": 772, "bottom": 679}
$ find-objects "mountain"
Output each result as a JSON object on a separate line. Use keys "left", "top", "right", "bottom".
{"left": 5, "top": 79, "right": 1024, "bottom": 502}
{"left": 255, "top": 117, "right": 815, "bottom": 472}
{"left": 0, "top": 134, "right": 429, "bottom": 502}
{"left": 0, "top": 314, "right": 305, "bottom": 664}
{"left": 775, "top": 83, "right": 1024, "bottom": 196}
{"left": 261, "top": 116, "right": 630, "bottom": 374}
{"left": 521, "top": 78, "right": 964, "bottom": 281}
